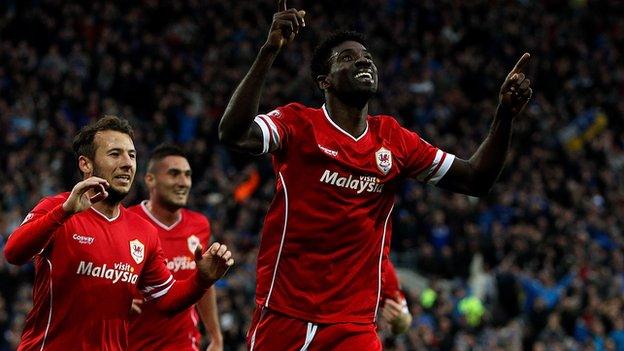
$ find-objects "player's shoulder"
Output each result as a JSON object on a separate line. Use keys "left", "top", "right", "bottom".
{"left": 33, "top": 192, "right": 70, "bottom": 210}
{"left": 123, "top": 208, "right": 157, "bottom": 234}
{"left": 272, "top": 102, "right": 318, "bottom": 119}
{"left": 368, "top": 113, "right": 402, "bottom": 128}
{"left": 126, "top": 202, "right": 145, "bottom": 216}
{"left": 368, "top": 113, "right": 411, "bottom": 137}
{"left": 182, "top": 208, "right": 209, "bottom": 225}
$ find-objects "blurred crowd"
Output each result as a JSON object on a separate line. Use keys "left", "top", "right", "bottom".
{"left": 1, "top": 0, "right": 623, "bottom": 350}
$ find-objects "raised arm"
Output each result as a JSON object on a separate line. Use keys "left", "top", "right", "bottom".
{"left": 437, "top": 53, "right": 533, "bottom": 196}
{"left": 4, "top": 177, "right": 109, "bottom": 265}
{"left": 218, "top": 0, "right": 305, "bottom": 153}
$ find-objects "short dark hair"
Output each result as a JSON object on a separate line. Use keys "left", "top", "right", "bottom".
{"left": 72, "top": 115, "right": 134, "bottom": 160}
{"left": 147, "top": 143, "right": 187, "bottom": 173}
{"left": 310, "top": 30, "right": 368, "bottom": 86}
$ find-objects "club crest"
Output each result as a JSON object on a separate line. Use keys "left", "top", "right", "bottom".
{"left": 375, "top": 147, "right": 392, "bottom": 175}
{"left": 129, "top": 239, "right": 145, "bottom": 264}
{"left": 187, "top": 235, "right": 200, "bottom": 254}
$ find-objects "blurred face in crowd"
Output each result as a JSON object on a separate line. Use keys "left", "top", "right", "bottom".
{"left": 324, "top": 41, "right": 378, "bottom": 100}
{"left": 146, "top": 155, "right": 192, "bottom": 210}
{"left": 79, "top": 130, "right": 137, "bottom": 204}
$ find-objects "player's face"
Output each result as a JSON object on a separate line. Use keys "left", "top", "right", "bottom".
{"left": 90, "top": 130, "right": 137, "bottom": 203}
{"left": 326, "top": 41, "right": 378, "bottom": 96}
{"left": 151, "top": 156, "right": 192, "bottom": 209}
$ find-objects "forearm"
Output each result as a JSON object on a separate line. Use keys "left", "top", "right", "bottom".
{"left": 4, "top": 204, "right": 69, "bottom": 265}
{"left": 218, "top": 45, "right": 279, "bottom": 145}
{"left": 154, "top": 271, "right": 213, "bottom": 315}
{"left": 198, "top": 286, "right": 222, "bottom": 345}
{"left": 468, "top": 108, "right": 514, "bottom": 187}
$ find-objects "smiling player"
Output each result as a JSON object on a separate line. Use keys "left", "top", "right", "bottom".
{"left": 218, "top": 0, "right": 532, "bottom": 349}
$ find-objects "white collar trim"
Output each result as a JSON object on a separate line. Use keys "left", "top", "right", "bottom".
{"left": 90, "top": 206, "right": 121, "bottom": 222}
{"left": 140, "top": 200, "right": 182, "bottom": 231}
{"left": 321, "top": 104, "right": 369, "bottom": 142}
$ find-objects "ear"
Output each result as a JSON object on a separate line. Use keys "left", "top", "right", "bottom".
{"left": 145, "top": 172, "right": 155, "bottom": 189}
{"left": 317, "top": 75, "right": 330, "bottom": 90}
{"left": 78, "top": 155, "right": 93, "bottom": 176}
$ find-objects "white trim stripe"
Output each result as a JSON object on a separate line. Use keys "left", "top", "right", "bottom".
{"left": 260, "top": 115, "right": 281, "bottom": 146}
{"left": 429, "top": 153, "right": 455, "bottom": 184}
{"left": 417, "top": 149, "right": 443, "bottom": 182}
{"left": 299, "top": 323, "right": 318, "bottom": 351}
{"left": 150, "top": 279, "right": 176, "bottom": 299}
{"left": 142, "top": 274, "right": 174, "bottom": 293}
{"left": 140, "top": 201, "right": 182, "bottom": 231}
{"left": 90, "top": 206, "right": 121, "bottom": 222}
{"left": 265, "top": 172, "right": 289, "bottom": 306}
{"left": 253, "top": 116, "right": 270, "bottom": 154}
{"left": 249, "top": 308, "right": 267, "bottom": 351}
{"left": 39, "top": 258, "right": 53, "bottom": 351}
{"left": 321, "top": 104, "right": 369, "bottom": 142}
{"left": 373, "top": 205, "right": 394, "bottom": 321}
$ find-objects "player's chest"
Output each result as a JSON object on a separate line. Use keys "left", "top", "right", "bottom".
{"left": 159, "top": 233, "right": 203, "bottom": 279}
{"left": 294, "top": 126, "right": 400, "bottom": 180}
{"left": 51, "top": 222, "right": 148, "bottom": 285}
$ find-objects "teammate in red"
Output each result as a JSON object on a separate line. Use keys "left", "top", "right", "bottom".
{"left": 218, "top": 1, "right": 532, "bottom": 349}
{"left": 128, "top": 144, "right": 223, "bottom": 351}
{"left": 3, "top": 117, "right": 234, "bottom": 351}
{"left": 380, "top": 260, "right": 412, "bottom": 336}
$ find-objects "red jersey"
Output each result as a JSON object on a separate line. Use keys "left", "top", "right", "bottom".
{"left": 13, "top": 193, "right": 174, "bottom": 351}
{"left": 252, "top": 103, "right": 454, "bottom": 323}
{"left": 127, "top": 201, "right": 211, "bottom": 351}
{"left": 381, "top": 259, "right": 403, "bottom": 302}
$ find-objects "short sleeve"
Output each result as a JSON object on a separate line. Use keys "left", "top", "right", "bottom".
{"left": 252, "top": 104, "right": 300, "bottom": 154}
{"left": 139, "top": 235, "right": 174, "bottom": 301}
{"left": 397, "top": 125, "right": 455, "bottom": 185}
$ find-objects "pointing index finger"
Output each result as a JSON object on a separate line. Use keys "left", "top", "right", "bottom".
{"left": 511, "top": 53, "right": 530, "bottom": 74}
{"left": 277, "top": 0, "right": 287, "bottom": 11}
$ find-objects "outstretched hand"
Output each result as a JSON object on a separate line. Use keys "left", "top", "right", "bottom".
{"left": 264, "top": 0, "right": 306, "bottom": 52}
{"left": 499, "top": 53, "right": 533, "bottom": 117}
{"left": 194, "top": 243, "right": 234, "bottom": 284}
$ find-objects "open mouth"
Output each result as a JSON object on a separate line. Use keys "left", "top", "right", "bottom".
{"left": 174, "top": 189, "right": 188, "bottom": 197}
{"left": 114, "top": 175, "right": 132, "bottom": 185}
{"left": 354, "top": 70, "right": 374, "bottom": 82}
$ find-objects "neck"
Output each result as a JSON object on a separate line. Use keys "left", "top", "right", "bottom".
{"left": 146, "top": 199, "right": 181, "bottom": 227}
{"left": 325, "top": 94, "right": 369, "bottom": 138}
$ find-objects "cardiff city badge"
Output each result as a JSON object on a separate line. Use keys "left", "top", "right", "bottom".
{"left": 129, "top": 239, "right": 145, "bottom": 264}
{"left": 375, "top": 147, "right": 392, "bottom": 175}
{"left": 187, "top": 235, "right": 200, "bottom": 254}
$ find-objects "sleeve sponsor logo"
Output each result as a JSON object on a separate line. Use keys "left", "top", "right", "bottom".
{"left": 76, "top": 261, "right": 139, "bottom": 284}
{"left": 20, "top": 213, "right": 34, "bottom": 225}
{"left": 319, "top": 170, "right": 384, "bottom": 194}
{"left": 267, "top": 109, "right": 282, "bottom": 118}
{"left": 129, "top": 239, "right": 145, "bottom": 264}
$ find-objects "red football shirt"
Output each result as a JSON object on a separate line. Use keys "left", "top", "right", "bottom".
{"left": 127, "top": 201, "right": 211, "bottom": 351}
{"left": 252, "top": 103, "right": 455, "bottom": 323}
{"left": 13, "top": 193, "right": 173, "bottom": 351}
{"left": 381, "top": 259, "right": 407, "bottom": 311}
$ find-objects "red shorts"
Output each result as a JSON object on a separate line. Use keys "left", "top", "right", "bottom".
{"left": 246, "top": 306, "right": 381, "bottom": 351}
